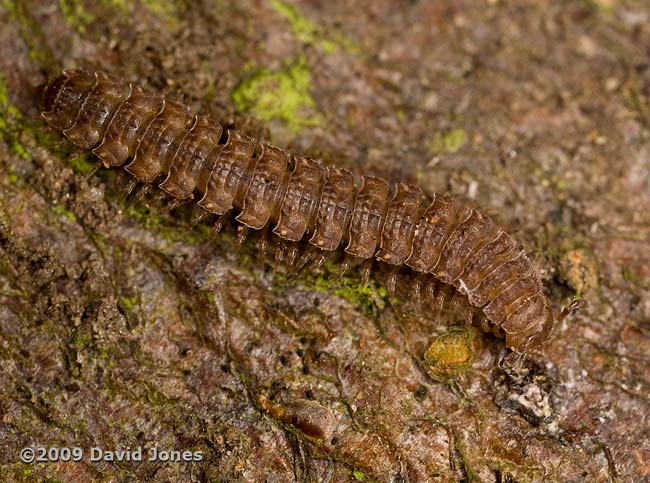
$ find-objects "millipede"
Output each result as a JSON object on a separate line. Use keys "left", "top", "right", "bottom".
{"left": 40, "top": 69, "right": 572, "bottom": 353}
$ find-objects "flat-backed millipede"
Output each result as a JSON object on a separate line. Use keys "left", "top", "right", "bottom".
{"left": 40, "top": 69, "right": 560, "bottom": 353}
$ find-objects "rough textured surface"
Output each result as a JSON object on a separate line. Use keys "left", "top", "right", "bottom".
{"left": 1, "top": 1, "right": 649, "bottom": 482}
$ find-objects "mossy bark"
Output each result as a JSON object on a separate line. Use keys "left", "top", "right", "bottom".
{"left": 1, "top": 1, "right": 649, "bottom": 482}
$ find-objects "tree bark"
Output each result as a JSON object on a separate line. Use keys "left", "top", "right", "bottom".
{"left": 1, "top": 1, "right": 649, "bottom": 482}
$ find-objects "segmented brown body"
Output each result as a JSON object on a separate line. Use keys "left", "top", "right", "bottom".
{"left": 40, "top": 69, "right": 555, "bottom": 351}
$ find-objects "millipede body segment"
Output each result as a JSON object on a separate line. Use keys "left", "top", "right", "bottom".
{"left": 40, "top": 69, "right": 556, "bottom": 352}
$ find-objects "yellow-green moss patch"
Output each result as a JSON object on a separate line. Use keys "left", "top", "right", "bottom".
{"left": 428, "top": 128, "right": 468, "bottom": 154}
{"left": 0, "top": 73, "right": 30, "bottom": 160}
{"left": 269, "top": 0, "right": 360, "bottom": 55}
{"left": 141, "top": 0, "right": 180, "bottom": 28}
{"left": 232, "top": 56, "right": 321, "bottom": 133}
{"left": 59, "top": 0, "right": 94, "bottom": 34}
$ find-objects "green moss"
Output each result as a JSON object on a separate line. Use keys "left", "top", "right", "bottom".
{"left": 123, "top": 204, "right": 206, "bottom": 245}
{"left": 125, "top": 204, "right": 163, "bottom": 229}
{"left": 532, "top": 165, "right": 570, "bottom": 193}
{"left": 269, "top": 0, "right": 318, "bottom": 42}
{"left": 621, "top": 265, "right": 649, "bottom": 288}
{"left": 288, "top": 260, "right": 388, "bottom": 318}
{"left": 332, "top": 278, "right": 387, "bottom": 318}
{"left": 583, "top": 0, "right": 615, "bottom": 15}
{"left": 0, "top": 72, "right": 11, "bottom": 108}
{"left": 100, "top": 0, "right": 129, "bottom": 13}
{"left": 5, "top": 164, "right": 19, "bottom": 184}
{"left": 118, "top": 295, "right": 138, "bottom": 312}
{"left": 413, "top": 385, "right": 427, "bottom": 402}
{"left": 237, "top": 251, "right": 254, "bottom": 272}
{"left": 1, "top": 0, "right": 56, "bottom": 65}
{"left": 0, "top": 73, "right": 30, "bottom": 160}
{"left": 274, "top": 271, "right": 288, "bottom": 284}
{"left": 194, "top": 222, "right": 212, "bottom": 239}
{"left": 141, "top": 0, "right": 181, "bottom": 28}
{"left": 59, "top": 0, "right": 94, "bottom": 34}
{"left": 428, "top": 128, "right": 468, "bottom": 154}
{"left": 623, "top": 77, "right": 650, "bottom": 127}
{"left": 232, "top": 56, "right": 321, "bottom": 133}
{"left": 67, "top": 153, "right": 97, "bottom": 175}
{"left": 352, "top": 468, "right": 366, "bottom": 481}
{"left": 454, "top": 435, "right": 479, "bottom": 482}
{"left": 72, "top": 331, "right": 91, "bottom": 349}
{"left": 52, "top": 204, "right": 78, "bottom": 223}
{"left": 269, "top": 0, "right": 360, "bottom": 55}
{"left": 145, "top": 382, "right": 170, "bottom": 405}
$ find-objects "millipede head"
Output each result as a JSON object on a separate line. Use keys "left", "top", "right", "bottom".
{"left": 512, "top": 298, "right": 585, "bottom": 353}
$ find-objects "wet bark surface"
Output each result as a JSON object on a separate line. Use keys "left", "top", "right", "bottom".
{"left": 1, "top": 1, "right": 649, "bottom": 482}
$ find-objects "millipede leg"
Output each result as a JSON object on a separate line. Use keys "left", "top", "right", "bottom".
{"left": 274, "top": 241, "right": 287, "bottom": 269}
{"left": 160, "top": 84, "right": 174, "bottom": 97}
{"left": 131, "top": 183, "right": 150, "bottom": 205}
{"left": 286, "top": 244, "right": 299, "bottom": 267}
{"left": 439, "top": 284, "right": 458, "bottom": 320}
{"left": 559, "top": 298, "right": 586, "bottom": 321}
{"left": 386, "top": 270, "right": 397, "bottom": 298}
{"left": 359, "top": 258, "right": 373, "bottom": 286}
{"left": 283, "top": 246, "right": 308, "bottom": 280}
{"left": 52, "top": 137, "right": 70, "bottom": 149}
{"left": 500, "top": 350, "right": 526, "bottom": 371}
{"left": 412, "top": 274, "right": 425, "bottom": 306}
{"left": 160, "top": 197, "right": 186, "bottom": 215}
{"left": 450, "top": 291, "right": 469, "bottom": 323}
{"left": 112, "top": 169, "right": 124, "bottom": 190}
{"left": 313, "top": 251, "right": 329, "bottom": 273}
{"left": 257, "top": 227, "right": 270, "bottom": 260}
{"left": 449, "top": 291, "right": 474, "bottom": 327}
{"left": 189, "top": 210, "right": 209, "bottom": 229}
{"left": 425, "top": 277, "right": 442, "bottom": 318}
{"left": 235, "top": 225, "right": 249, "bottom": 248}
{"left": 121, "top": 178, "right": 139, "bottom": 203}
{"left": 294, "top": 246, "right": 316, "bottom": 273}
{"left": 210, "top": 213, "right": 230, "bottom": 239}
{"left": 412, "top": 279, "right": 421, "bottom": 305}
{"left": 85, "top": 163, "right": 101, "bottom": 180}
{"left": 63, "top": 148, "right": 86, "bottom": 164}
{"left": 151, "top": 192, "right": 169, "bottom": 214}
{"left": 153, "top": 191, "right": 168, "bottom": 204}
{"left": 337, "top": 256, "right": 353, "bottom": 280}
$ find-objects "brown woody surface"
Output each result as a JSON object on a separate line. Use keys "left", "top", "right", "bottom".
{"left": 1, "top": 1, "right": 649, "bottom": 482}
